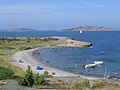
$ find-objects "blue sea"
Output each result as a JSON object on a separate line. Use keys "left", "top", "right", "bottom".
{"left": 1, "top": 31, "right": 120, "bottom": 77}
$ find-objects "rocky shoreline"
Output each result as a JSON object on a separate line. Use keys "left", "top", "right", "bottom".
{"left": 43, "top": 36, "right": 92, "bottom": 48}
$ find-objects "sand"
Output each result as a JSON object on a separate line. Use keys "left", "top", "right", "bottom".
{"left": 11, "top": 48, "right": 102, "bottom": 80}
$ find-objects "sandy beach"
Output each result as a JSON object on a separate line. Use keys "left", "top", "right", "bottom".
{"left": 11, "top": 48, "right": 102, "bottom": 80}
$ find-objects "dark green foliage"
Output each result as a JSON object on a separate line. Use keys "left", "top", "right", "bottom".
{"left": 82, "top": 79, "right": 90, "bottom": 88}
{"left": 18, "top": 65, "right": 34, "bottom": 87}
{"left": 18, "top": 66, "right": 49, "bottom": 87}
{"left": 72, "top": 82, "right": 82, "bottom": 89}
{"left": 18, "top": 46, "right": 32, "bottom": 51}
{"left": 0, "top": 66, "right": 14, "bottom": 80}
{"left": 1, "top": 38, "right": 5, "bottom": 43}
{"left": 34, "top": 74, "right": 49, "bottom": 85}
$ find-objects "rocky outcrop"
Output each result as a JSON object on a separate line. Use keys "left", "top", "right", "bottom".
{"left": 49, "top": 36, "right": 92, "bottom": 48}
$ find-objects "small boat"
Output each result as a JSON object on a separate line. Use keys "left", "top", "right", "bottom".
{"left": 84, "top": 64, "right": 96, "bottom": 68}
{"left": 100, "top": 52, "right": 105, "bottom": 54}
{"left": 94, "top": 61, "right": 103, "bottom": 65}
{"left": 79, "top": 30, "right": 83, "bottom": 34}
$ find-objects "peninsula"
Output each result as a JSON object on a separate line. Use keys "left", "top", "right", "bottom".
{"left": 0, "top": 36, "right": 92, "bottom": 76}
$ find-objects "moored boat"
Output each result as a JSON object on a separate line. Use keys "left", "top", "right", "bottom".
{"left": 84, "top": 64, "right": 96, "bottom": 68}
{"left": 100, "top": 52, "right": 105, "bottom": 54}
{"left": 94, "top": 61, "right": 103, "bottom": 65}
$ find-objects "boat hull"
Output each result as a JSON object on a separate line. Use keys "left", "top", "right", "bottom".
{"left": 84, "top": 64, "right": 96, "bottom": 68}
{"left": 94, "top": 61, "right": 103, "bottom": 65}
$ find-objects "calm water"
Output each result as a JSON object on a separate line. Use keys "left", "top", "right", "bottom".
{"left": 1, "top": 31, "right": 120, "bottom": 77}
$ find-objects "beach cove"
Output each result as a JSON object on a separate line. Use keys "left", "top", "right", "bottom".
{"left": 11, "top": 48, "right": 102, "bottom": 80}
{"left": 10, "top": 36, "right": 101, "bottom": 80}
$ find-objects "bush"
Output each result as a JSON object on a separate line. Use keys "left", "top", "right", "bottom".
{"left": 44, "top": 71, "right": 49, "bottom": 76}
{"left": 18, "top": 46, "right": 32, "bottom": 51}
{"left": 34, "top": 74, "right": 49, "bottom": 86}
{"left": 18, "top": 65, "right": 34, "bottom": 87}
{"left": 82, "top": 79, "right": 90, "bottom": 88}
{"left": 72, "top": 82, "right": 82, "bottom": 90}
{"left": 18, "top": 65, "right": 49, "bottom": 87}
{"left": 0, "top": 66, "right": 14, "bottom": 80}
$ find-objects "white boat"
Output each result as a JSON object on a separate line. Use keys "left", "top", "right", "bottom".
{"left": 79, "top": 30, "right": 83, "bottom": 34}
{"left": 94, "top": 61, "right": 103, "bottom": 65}
{"left": 84, "top": 64, "right": 96, "bottom": 68}
{"left": 100, "top": 52, "right": 105, "bottom": 54}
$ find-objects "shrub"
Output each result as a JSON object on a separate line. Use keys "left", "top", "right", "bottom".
{"left": 82, "top": 79, "right": 90, "bottom": 88}
{"left": 0, "top": 66, "right": 14, "bottom": 80}
{"left": 18, "top": 46, "right": 32, "bottom": 51}
{"left": 44, "top": 71, "right": 49, "bottom": 76}
{"left": 34, "top": 74, "right": 49, "bottom": 86}
{"left": 18, "top": 65, "right": 49, "bottom": 87}
{"left": 18, "top": 65, "right": 34, "bottom": 87}
{"left": 72, "top": 82, "right": 82, "bottom": 90}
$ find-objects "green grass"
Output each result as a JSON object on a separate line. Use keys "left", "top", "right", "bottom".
{"left": 0, "top": 66, "right": 14, "bottom": 80}
{"left": 0, "top": 38, "right": 57, "bottom": 76}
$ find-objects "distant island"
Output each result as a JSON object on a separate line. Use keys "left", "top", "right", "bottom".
{"left": 62, "top": 26, "right": 115, "bottom": 31}
{"left": 5, "top": 26, "right": 117, "bottom": 32}
{"left": 7, "top": 28, "right": 37, "bottom": 32}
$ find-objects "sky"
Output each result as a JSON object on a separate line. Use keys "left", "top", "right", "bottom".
{"left": 0, "top": 0, "right": 120, "bottom": 30}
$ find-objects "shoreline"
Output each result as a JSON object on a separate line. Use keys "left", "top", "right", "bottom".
{"left": 11, "top": 48, "right": 103, "bottom": 80}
